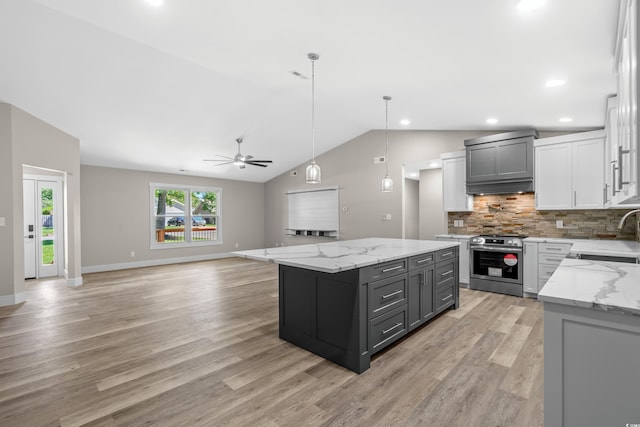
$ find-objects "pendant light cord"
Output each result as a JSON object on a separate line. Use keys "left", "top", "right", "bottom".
{"left": 311, "top": 56, "right": 316, "bottom": 163}
{"left": 385, "top": 97, "right": 390, "bottom": 176}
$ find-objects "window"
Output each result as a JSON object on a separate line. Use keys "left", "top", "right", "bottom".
{"left": 150, "top": 183, "right": 222, "bottom": 248}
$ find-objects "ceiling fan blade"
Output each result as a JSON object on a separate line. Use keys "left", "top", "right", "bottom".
{"left": 243, "top": 154, "right": 253, "bottom": 161}
{"left": 245, "top": 161, "right": 268, "bottom": 167}
{"left": 203, "top": 155, "right": 234, "bottom": 161}
{"left": 245, "top": 160, "right": 272, "bottom": 163}
{"left": 210, "top": 161, "right": 234, "bottom": 166}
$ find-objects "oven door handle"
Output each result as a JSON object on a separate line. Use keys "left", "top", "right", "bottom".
{"left": 470, "top": 246, "right": 522, "bottom": 253}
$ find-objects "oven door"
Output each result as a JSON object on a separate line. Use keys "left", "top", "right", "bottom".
{"left": 470, "top": 246, "right": 522, "bottom": 285}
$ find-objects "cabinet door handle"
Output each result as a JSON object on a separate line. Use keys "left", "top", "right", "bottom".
{"left": 573, "top": 190, "right": 577, "bottom": 206}
{"left": 546, "top": 247, "right": 563, "bottom": 251}
{"left": 381, "top": 322, "right": 403, "bottom": 335}
{"left": 618, "top": 145, "right": 630, "bottom": 188}
{"left": 441, "top": 270, "right": 453, "bottom": 277}
{"left": 612, "top": 162, "right": 619, "bottom": 195}
{"left": 603, "top": 184, "right": 608, "bottom": 204}
{"left": 382, "top": 265, "right": 403, "bottom": 273}
{"left": 441, "top": 294, "right": 453, "bottom": 302}
{"left": 441, "top": 251, "right": 454, "bottom": 257}
{"left": 381, "top": 290, "right": 402, "bottom": 300}
{"left": 416, "top": 257, "right": 432, "bottom": 264}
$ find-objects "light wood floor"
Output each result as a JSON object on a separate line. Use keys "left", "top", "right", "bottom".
{"left": 0, "top": 257, "right": 543, "bottom": 426}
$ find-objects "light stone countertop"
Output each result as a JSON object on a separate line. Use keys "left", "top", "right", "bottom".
{"left": 569, "top": 239, "right": 640, "bottom": 259}
{"left": 523, "top": 237, "right": 576, "bottom": 244}
{"left": 232, "top": 237, "right": 459, "bottom": 274}
{"left": 538, "top": 258, "right": 640, "bottom": 316}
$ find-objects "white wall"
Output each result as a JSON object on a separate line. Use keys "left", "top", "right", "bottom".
{"left": 0, "top": 103, "right": 82, "bottom": 306}
{"left": 404, "top": 178, "right": 419, "bottom": 239}
{"left": 80, "top": 165, "right": 265, "bottom": 272}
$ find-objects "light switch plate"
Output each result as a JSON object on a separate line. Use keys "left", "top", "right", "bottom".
{"left": 556, "top": 220, "right": 563, "bottom": 228}
{"left": 0, "top": 217, "right": 5, "bottom": 226}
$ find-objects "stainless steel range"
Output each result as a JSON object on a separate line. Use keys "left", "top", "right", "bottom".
{"left": 469, "top": 235, "right": 524, "bottom": 297}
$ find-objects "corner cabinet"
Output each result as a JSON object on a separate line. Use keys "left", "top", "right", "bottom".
{"left": 610, "top": 0, "right": 640, "bottom": 205}
{"left": 441, "top": 151, "right": 473, "bottom": 212}
{"left": 535, "top": 130, "right": 605, "bottom": 210}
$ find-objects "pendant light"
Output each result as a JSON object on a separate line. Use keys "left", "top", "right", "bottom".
{"left": 305, "top": 53, "right": 321, "bottom": 184}
{"left": 381, "top": 96, "right": 393, "bottom": 192}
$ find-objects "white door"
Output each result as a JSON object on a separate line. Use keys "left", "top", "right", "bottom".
{"left": 23, "top": 177, "right": 63, "bottom": 278}
{"left": 23, "top": 179, "right": 37, "bottom": 279}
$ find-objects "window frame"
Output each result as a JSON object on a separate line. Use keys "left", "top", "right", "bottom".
{"left": 149, "top": 182, "right": 222, "bottom": 250}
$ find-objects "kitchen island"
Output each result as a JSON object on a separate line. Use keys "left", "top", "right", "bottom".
{"left": 234, "top": 238, "right": 459, "bottom": 373}
{"left": 538, "top": 258, "right": 640, "bottom": 427}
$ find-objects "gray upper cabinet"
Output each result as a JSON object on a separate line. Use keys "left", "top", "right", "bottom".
{"left": 464, "top": 129, "right": 538, "bottom": 194}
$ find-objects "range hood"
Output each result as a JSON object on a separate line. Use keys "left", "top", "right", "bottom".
{"left": 464, "top": 129, "right": 538, "bottom": 195}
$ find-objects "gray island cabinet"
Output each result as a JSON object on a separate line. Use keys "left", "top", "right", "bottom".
{"left": 234, "top": 238, "right": 459, "bottom": 373}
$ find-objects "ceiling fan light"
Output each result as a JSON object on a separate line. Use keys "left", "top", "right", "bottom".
{"left": 381, "top": 175, "right": 394, "bottom": 192}
{"left": 306, "top": 161, "right": 321, "bottom": 184}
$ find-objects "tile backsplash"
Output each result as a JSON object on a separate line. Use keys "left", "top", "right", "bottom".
{"left": 447, "top": 193, "right": 640, "bottom": 241}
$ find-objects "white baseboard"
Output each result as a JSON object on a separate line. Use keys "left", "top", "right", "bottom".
{"left": 66, "top": 277, "right": 83, "bottom": 288}
{"left": 81, "top": 252, "right": 234, "bottom": 274}
{"left": 0, "top": 292, "right": 26, "bottom": 307}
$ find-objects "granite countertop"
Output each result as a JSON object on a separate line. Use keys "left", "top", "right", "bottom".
{"left": 232, "top": 237, "right": 459, "bottom": 274}
{"left": 538, "top": 258, "right": 640, "bottom": 316}
{"left": 435, "top": 234, "right": 478, "bottom": 239}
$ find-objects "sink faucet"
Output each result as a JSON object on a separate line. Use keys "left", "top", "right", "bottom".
{"left": 617, "top": 209, "right": 640, "bottom": 229}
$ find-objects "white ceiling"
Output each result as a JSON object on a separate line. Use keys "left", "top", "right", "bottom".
{"left": 0, "top": 0, "right": 619, "bottom": 182}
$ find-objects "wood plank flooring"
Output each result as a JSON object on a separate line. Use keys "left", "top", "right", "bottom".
{"left": 0, "top": 257, "right": 543, "bottom": 426}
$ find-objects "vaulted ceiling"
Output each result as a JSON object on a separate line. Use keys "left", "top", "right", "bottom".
{"left": 0, "top": 0, "right": 619, "bottom": 182}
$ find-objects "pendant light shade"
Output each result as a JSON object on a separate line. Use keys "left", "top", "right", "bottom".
{"left": 382, "top": 95, "right": 393, "bottom": 192}
{"left": 306, "top": 53, "right": 321, "bottom": 184}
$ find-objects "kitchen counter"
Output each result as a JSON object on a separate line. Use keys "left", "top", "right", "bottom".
{"left": 568, "top": 239, "right": 640, "bottom": 259}
{"left": 523, "top": 236, "right": 575, "bottom": 244}
{"left": 233, "top": 237, "right": 459, "bottom": 274}
{"left": 540, "top": 257, "right": 640, "bottom": 426}
{"left": 235, "top": 237, "right": 460, "bottom": 373}
{"left": 538, "top": 258, "right": 640, "bottom": 315}
{"left": 434, "top": 233, "right": 477, "bottom": 239}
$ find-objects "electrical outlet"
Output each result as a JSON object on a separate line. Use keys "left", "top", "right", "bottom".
{"left": 235, "top": 243, "right": 239, "bottom": 248}
{"left": 374, "top": 156, "right": 386, "bottom": 164}
{"left": 130, "top": 250, "right": 135, "bottom": 258}
{"left": 0, "top": 217, "right": 5, "bottom": 227}
{"left": 383, "top": 213, "right": 392, "bottom": 221}
{"left": 556, "top": 220, "right": 563, "bottom": 229}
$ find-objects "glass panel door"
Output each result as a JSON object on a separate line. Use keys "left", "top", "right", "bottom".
{"left": 37, "top": 180, "right": 62, "bottom": 278}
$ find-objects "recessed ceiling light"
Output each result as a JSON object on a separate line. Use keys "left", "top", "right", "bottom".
{"left": 558, "top": 117, "right": 573, "bottom": 123}
{"left": 410, "top": 172, "right": 419, "bottom": 178}
{"left": 518, "top": 0, "right": 546, "bottom": 12}
{"left": 545, "top": 79, "right": 565, "bottom": 88}
{"left": 430, "top": 162, "right": 439, "bottom": 168}
{"left": 145, "top": 0, "right": 164, "bottom": 7}
{"left": 486, "top": 118, "right": 498, "bottom": 125}
{"left": 400, "top": 119, "right": 411, "bottom": 126}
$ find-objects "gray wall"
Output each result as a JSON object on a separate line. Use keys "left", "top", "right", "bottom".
{"left": 419, "top": 168, "right": 446, "bottom": 239}
{"left": 264, "top": 129, "right": 495, "bottom": 246}
{"left": 0, "top": 103, "right": 82, "bottom": 305}
{"left": 404, "top": 178, "right": 419, "bottom": 239}
{"left": 80, "top": 165, "right": 265, "bottom": 271}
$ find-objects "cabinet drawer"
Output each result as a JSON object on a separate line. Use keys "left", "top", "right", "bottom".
{"left": 538, "top": 243, "right": 571, "bottom": 255}
{"left": 435, "top": 284, "right": 455, "bottom": 313}
{"left": 408, "top": 252, "right": 435, "bottom": 270}
{"left": 539, "top": 264, "right": 560, "bottom": 281}
{"left": 436, "top": 247, "right": 457, "bottom": 263}
{"left": 361, "top": 258, "right": 408, "bottom": 283}
{"left": 369, "top": 304, "right": 407, "bottom": 354}
{"left": 538, "top": 253, "right": 566, "bottom": 266}
{"left": 369, "top": 275, "right": 407, "bottom": 317}
{"left": 435, "top": 260, "right": 456, "bottom": 287}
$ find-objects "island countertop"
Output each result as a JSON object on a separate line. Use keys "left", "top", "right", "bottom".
{"left": 232, "top": 237, "right": 459, "bottom": 274}
{"left": 537, "top": 258, "right": 640, "bottom": 316}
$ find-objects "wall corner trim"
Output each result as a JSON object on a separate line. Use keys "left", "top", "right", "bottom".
{"left": 66, "top": 277, "right": 83, "bottom": 288}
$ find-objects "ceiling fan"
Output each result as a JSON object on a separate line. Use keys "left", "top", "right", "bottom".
{"left": 204, "top": 138, "right": 272, "bottom": 169}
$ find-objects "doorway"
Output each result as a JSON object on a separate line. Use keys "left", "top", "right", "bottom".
{"left": 23, "top": 175, "right": 63, "bottom": 279}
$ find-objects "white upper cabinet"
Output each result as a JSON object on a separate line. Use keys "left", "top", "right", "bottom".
{"left": 611, "top": 0, "right": 639, "bottom": 205}
{"left": 441, "top": 151, "right": 473, "bottom": 212}
{"left": 535, "top": 130, "right": 605, "bottom": 210}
